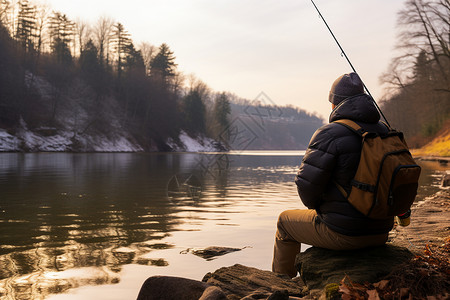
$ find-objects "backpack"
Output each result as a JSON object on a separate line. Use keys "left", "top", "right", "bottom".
{"left": 333, "top": 119, "right": 421, "bottom": 219}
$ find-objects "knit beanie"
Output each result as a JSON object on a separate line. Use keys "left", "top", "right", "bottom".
{"left": 328, "top": 72, "right": 365, "bottom": 105}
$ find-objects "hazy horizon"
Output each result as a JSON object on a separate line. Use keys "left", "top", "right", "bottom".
{"left": 42, "top": 0, "right": 405, "bottom": 120}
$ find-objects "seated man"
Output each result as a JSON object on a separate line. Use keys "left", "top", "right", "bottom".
{"left": 272, "top": 72, "right": 394, "bottom": 278}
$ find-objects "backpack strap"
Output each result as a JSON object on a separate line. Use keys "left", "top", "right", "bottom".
{"left": 380, "top": 120, "right": 391, "bottom": 130}
{"left": 333, "top": 119, "right": 365, "bottom": 136}
{"left": 332, "top": 119, "right": 367, "bottom": 199}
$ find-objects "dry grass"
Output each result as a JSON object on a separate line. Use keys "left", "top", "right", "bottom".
{"left": 412, "top": 120, "right": 450, "bottom": 157}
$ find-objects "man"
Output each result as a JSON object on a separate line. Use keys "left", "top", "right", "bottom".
{"left": 272, "top": 72, "right": 394, "bottom": 278}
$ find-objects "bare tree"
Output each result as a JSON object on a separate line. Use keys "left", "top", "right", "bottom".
{"left": 0, "top": 0, "right": 11, "bottom": 28}
{"left": 93, "top": 15, "right": 113, "bottom": 65}
{"left": 382, "top": 0, "right": 449, "bottom": 91}
{"left": 1, "top": 0, "right": 18, "bottom": 34}
{"left": 75, "top": 18, "right": 90, "bottom": 57}
{"left": 171, "top": 71, "right": 185, "bottom": 97}
{"left": 381, "top": 0, "right": 449, "bottom": 142}
{"left": 138, "top": 41, "right": 156, "bottom": 76}
{"left": 186, "top": 73, "right": 211, "bottom": 101}
{"left": 34, "top": 2, "right": 49, "bottom": 55}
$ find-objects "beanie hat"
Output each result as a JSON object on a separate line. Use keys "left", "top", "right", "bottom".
{"left": 328, "top": 72, "right": 365, "bottom": 105}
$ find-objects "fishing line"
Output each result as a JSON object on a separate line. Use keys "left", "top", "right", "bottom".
{"left": 310, "top": 0, "right": 391, "bottom": 127}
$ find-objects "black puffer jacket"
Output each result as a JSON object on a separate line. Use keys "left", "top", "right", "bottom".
{"left": 295, "top": 94, "right": 394, "bottom": 236}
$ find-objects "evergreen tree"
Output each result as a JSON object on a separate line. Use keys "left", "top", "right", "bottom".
{"left": 183, "top": 89, "right": 206, "bottom": 135}
{"left": 150, "top": 43, "right": 177, "bottom": 85}
{"left": 124, "top": 42, "right": 145, "bottom": 75}
{"left": 49, "top": 12, "right": 74, "bottom": 59}
{"left": 15, "top": 0, "right": 36, "bottom": 52}
{"left": 79, "top": 39, "right": 107, "bottom": 97}
{"left": 80, "top": 40, "right": 99, "bottom": 72}
{"left": 0, "top": 21, "right": 23, "bottom": 127}
{"left": 52, "top": 37, "right": 71, "bottom": 65}
{"left": 110, "top": 22, "right": 131, "bottom": 78}
{"left": 213, "top": 92, "right": 231, "bottom": 141}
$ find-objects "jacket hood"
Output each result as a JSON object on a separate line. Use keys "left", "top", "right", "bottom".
{"left": 329, "top": 94, "right": 380, "bottom": 123}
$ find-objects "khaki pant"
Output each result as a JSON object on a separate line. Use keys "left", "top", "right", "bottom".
{"left": 272, "top": 209, "right": 388, "bottom": 278}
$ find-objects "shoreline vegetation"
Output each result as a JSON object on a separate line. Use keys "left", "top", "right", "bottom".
{"left": 412, "top": 120, "right": 450, "bottom": 158}
{"left": 0, "top": 119, "right": 448, "bottom": 154}
{"left": 1, "top": 0, "right": 448, "bottom": 154}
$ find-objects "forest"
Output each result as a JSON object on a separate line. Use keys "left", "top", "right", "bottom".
{"left": 0, "top": 0, "right": 448, "bottom": 151}
{"left": 0, "top": 0, "right": 323, "bottom": 151}
{"left": 380, "top": 0, "right": 449, "bottom": 148}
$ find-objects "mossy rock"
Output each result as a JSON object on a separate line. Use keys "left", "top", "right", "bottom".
{"left": 324, "top": 283, "right": 341, "bottom": 300}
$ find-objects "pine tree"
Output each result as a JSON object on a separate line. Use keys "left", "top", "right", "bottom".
{"left": 15, "top": 0, "right": 36, "bottom": 52}
{"left": 110, "top": 22, "right": 131, "bottom": 78}
{"left": 48, "top": 12, "right": 74, "bottom": 63}
{"left": 213, "top": 92, "right": 231, "bottom": 141}
{"left": 124, "top": 42, "right": 145, "bottom": 75}
{"left": 150, "top": 43, "right": 177, "bottom": 85}
{"left": 183, "top": 89, "right": 206, "bottom": 135}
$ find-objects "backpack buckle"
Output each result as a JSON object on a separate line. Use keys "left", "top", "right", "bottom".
{"left": 351, "top": 180, "right": 375, "bottom": 193}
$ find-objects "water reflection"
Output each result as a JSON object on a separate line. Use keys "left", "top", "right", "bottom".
{"left": 0, "top": 153, "right": 446, "bottom": 299}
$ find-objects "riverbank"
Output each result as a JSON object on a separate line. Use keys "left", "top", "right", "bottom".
{"left": 411, "top": 120, "right": 450, "bottom": 158}
{"left": 137, "top": 173, "right": 450, "bottom": 299}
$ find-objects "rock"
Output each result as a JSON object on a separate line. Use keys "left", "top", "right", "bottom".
{"left": 202, "top": 264, "right": 306, "bottom": 300}
{"left": 199, "top": 286, "right": 228, "bottom": 300}
{"left": 442, "top": 173, "right": 450, "bottom": 187}
{"left": 295, "top": 244, "right": 414, "bottom": 290}
{"left": 137, "top": 276, "right": 227, "bottom": 300}
{"left": 180, "top": 246, "right": 248, "bottom": 260}
{"left": 266, "top": 290, "right": 289, "bottom": 300}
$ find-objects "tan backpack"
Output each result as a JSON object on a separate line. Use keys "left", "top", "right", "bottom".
{"left": 333, "top": 119, "right": 421, "bottom": 219}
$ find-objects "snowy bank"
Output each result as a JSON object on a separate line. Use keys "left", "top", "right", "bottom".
{"left": 167, "top": 131, "right": 225, "bottom": 152}
{"left": 0, "top": 118, "right": 143, "bottom": 152}
{"left": 0, "top": 127, "right": 225, "bottom": 153}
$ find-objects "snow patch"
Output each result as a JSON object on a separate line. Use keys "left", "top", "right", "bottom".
{"left": 0, "top": 118, "right": 143, "bottom": 152}
{"left": 177, "top": 131, "right": 222, "bottom": 152}
{"left": 0, "top": 130, "right": 19, "bottom": 151}
{"left": 17, "top": 120, "right": 72, "bottom": 151}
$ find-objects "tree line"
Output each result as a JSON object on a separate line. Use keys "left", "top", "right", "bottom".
{"left": 380, "top": 0, "right": 449, "bottom": 147}
{"left": 0, "top": 0, "right": 233, "bottom": 150}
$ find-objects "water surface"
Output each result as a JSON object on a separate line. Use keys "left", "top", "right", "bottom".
{"left": 0, "top": 152, "right": 447, "bottom": 299}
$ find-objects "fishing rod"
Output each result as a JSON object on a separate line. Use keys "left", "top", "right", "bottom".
{"left": 310, "top": 0, "right": 391, "bottom": 127}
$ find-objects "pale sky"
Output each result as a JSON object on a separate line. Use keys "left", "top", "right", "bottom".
{"left": 42, "top": 0, "right": 406, "bottom": 120}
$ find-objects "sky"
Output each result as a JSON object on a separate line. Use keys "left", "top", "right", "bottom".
{"left": 42, "top": 0, "right": 406, "bottom": 120}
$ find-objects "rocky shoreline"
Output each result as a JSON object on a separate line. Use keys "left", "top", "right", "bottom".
{"left": 137, "top": 173, "right": 450, "bottom": 299}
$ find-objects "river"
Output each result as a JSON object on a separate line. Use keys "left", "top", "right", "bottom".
{"left": 0, "top": 152, "right": 447, "bottom": 300}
